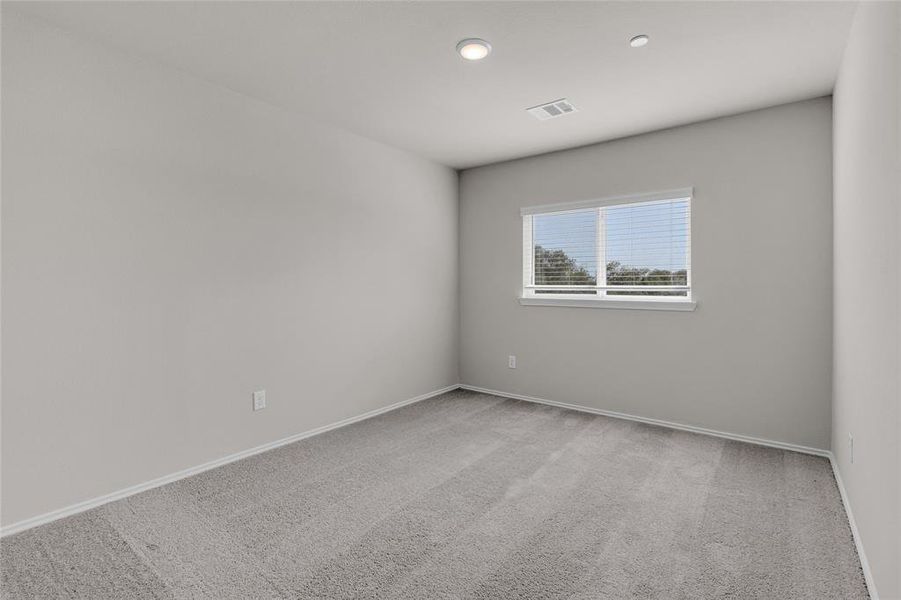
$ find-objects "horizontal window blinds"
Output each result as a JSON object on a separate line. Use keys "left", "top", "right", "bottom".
{"left": 533, "top": 208, "right": 599, "bottom": 287}
{"left": 523, "top": 194, "right": 691, "bottom": 299}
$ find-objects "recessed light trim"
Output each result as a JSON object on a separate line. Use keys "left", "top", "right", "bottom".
{"left": 630, "top": 34, "right": 649, "bottom": 48}
{"left": 456, "top": 38, "right": 492, "bottom": 61}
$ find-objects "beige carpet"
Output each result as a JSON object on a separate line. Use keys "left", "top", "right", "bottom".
{"left": 1, "top": 389, "right": 868, "bottom": 599}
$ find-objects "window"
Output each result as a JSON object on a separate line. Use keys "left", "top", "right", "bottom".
{"left": 520, "top": 188, "right": 695, "bottom": 310}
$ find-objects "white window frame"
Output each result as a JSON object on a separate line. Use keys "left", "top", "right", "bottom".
{"left": 520, "top": 187, "right": 696, "bottom": 311}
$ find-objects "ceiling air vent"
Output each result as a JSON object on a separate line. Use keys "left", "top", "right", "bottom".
{"left": 526, "top": 98, "right": 577, "bottom": 121}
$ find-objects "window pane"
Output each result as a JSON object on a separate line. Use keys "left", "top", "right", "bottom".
{"left": 605, "top": 199, "right": 689, "bottom": 293}
{"left": 532, "top": 209, "right": 597, "bottom": 287}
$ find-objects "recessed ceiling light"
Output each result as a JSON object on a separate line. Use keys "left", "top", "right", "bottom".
{"left": 456, "top": 38, "right": 492, "bottom": 61}
{"left": 630, "top": 34, "right": 649, "bottom": 48}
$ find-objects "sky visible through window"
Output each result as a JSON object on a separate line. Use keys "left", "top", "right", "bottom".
{"left": 532, "top": 200, "right": 689, "bottom": 278}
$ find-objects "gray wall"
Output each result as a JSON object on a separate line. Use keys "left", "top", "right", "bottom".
{"left": 1, "top": 13, "right": 459, "bottom": 527}
{"left": 460, "top": 98, "right": 834, "bottom": 450}
{"left": 832, "top": 2, "right": 900, "bottom": 598}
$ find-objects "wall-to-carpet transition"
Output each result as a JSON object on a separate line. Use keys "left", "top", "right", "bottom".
{"left": 0, "top": 390, "right": 867, "bottom": 599}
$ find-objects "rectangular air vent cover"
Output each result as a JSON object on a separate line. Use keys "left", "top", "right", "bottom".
{"left": 526, "top": 98, "right": 577, "bottom": 121}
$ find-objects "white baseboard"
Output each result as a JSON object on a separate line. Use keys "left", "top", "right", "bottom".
{"left": 458, "top": 384, "right": 830, "bottom": 457}
{"left": 6, "top": 382, "right": 875, "bottom": 600}
{"left": 829, "top": 455, "right": 879, "bottom": 600}
{"left": 0, "top": 384, "right": 459, "bottom": 538}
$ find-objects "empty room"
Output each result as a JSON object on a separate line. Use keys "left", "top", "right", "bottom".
{"left": 1, "top": 1, "right": 899, "bottom": 598}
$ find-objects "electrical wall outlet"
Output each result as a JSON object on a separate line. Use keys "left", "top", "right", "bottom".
{"left": 508, "top": 355, "right": 516, "bottom": 369}
{"left": 849, "top": 433, "right": 854, "bottom": 464}
{"left": 253, "top": 390, "right": 266, "bottom": 411}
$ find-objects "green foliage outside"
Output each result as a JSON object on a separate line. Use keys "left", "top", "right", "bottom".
{"left": 534, "top": 245, "right": 687, "bottom": 296}
{"left": 533, "top": 245, "right": 596, "bottom": 286}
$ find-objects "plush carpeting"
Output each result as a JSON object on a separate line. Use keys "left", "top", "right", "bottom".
{"left": 1, "top": 389, "right": 868, "bottom": 599}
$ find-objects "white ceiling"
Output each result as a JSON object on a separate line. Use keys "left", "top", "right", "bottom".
{"left": 8, "top": 1, "right": 857, "bottom": 169}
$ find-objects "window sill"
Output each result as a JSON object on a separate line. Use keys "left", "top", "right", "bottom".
{"left": 518, "top": 297, "right": 697, "bottom": 311}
